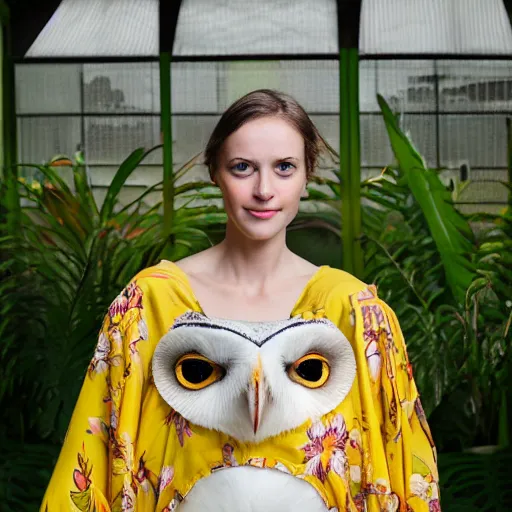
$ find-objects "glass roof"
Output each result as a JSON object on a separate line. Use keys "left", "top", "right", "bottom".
{"left": 25, "top": 0, "right": 512, "bottom": 58}
{"left": 360, "top": 0, "right": 512, "bottom": 54}
{"left": 26, "top": 0, "right": 159, "bottom": 57}
{"left": 173, "top": 0, "right": 338, "bottom": 55}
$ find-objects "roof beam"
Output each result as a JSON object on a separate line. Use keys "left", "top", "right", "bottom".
{"left": 337, "top": 0, "right": 362, "bottom": 49}
{"left": 159, "top": 0, "right": 184, "bottom": 54}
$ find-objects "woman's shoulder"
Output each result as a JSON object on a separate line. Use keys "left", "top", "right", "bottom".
{"left": 129, "top": 259, "right": 190, "bottom": 286}
{"left": 296, "top": 265, "right": 372, "bottom": 322}
{"left": 110, "top": 260, "right": 198, "bottom": 319}
{"left": 315, "top": 266, "right": 370, "bottom": 298}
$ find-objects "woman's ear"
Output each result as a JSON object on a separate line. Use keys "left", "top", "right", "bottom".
{"left": 301, "top": 182, "right": 309, "bottom": 198}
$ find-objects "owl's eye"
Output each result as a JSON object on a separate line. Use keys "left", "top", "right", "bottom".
{"left": 287, "top": 353, "right": 330, "bottom": 388}
{"left": 175, "top": 354, "right": 225, "bottom": 390}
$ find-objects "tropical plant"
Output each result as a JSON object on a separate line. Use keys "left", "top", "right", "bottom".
{"left": 357, "top": 96, "right": 512, "bottom": 509}
{"left": 438, "top": 448, "right": 512, "bottom": 512}
{"left": 288, "top": 153, "right": 343, "bottom": 267}
{"left": 358, "top": 95, "right": 476, "bottom": 421}
{"left": 359, "top": 96, "right": 512, "bottom": 452}
{"left": 0, "top": 147, "right": 226, "bottom": 510}
{"left": 463, "top": 197, "right": 512, "bottom": 448}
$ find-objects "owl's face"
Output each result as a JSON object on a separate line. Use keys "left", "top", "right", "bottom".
{"left": 153, "top": 313, "right": 356, "bottom": 443}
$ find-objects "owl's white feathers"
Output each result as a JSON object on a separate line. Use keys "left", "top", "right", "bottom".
{"left": 153, "top": 317, "right": 356, "bottom": 443}
{"left": 178, "top": 466, "right": 329, "bottom": 512}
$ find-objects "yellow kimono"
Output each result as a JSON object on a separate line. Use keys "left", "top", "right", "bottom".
{"left": 41, "top": 261, "right": 440, "bottom": 511}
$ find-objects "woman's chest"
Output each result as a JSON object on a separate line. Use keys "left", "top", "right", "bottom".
{"left": 187, "top": 276, "right": 312, "bottom": 321}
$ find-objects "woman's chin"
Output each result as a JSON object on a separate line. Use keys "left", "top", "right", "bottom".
{"left": 237, "top": 223, "right": 288, "bottom": 242}
{"left": 225, "top": 212, "right": 295, "bottom": 242}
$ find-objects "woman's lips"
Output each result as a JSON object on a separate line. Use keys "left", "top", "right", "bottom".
{"left": 246, "top": 209, "right": 279, "bottom": 219}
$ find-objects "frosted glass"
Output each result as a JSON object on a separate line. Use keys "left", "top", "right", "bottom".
{"left": 17, "top": 117, "right": 82, "bottom": 163}
{"left": 440, "top": 115, "right": 508, "bottom": 168}
{"left": 173, "top": 0, "right": 337, "bottom": 55}
{"left": 83, "top": 63, "right": 159, "bottom": 113}
{"left": 171, "top": 63, "right": 219, "bottom": 113}
{"left": 360, "top": 0, "right": 512, "bottom": 54}
{"left": 16, "top": 64, "right": 81, "bottom": 114}
{"left": 26, "top": 0, "right": 158, "bottom": 57}
{"left": 84, "top": 116, "right": 160, "bottom": 165}
{"left": 376, "top": 60, "right": 436, "bottom": 113}
{"left": 437, "top": 60, "right": 512, "bottom": 112}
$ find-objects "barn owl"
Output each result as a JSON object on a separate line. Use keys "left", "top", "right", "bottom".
{"left": 152, "top": 312, "right": 356, "bottom": 511}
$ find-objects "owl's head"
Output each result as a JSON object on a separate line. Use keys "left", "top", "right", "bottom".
{"left": 153, "top": 312, "right": 356, "bottom": 443}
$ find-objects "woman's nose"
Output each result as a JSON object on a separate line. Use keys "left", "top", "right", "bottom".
{"left": 253, "top": 170, "right": 274, "bottom": 201}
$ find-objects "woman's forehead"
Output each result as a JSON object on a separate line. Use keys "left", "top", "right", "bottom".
{"left": 221, "top": 117, "right": 305, "bottom": 157}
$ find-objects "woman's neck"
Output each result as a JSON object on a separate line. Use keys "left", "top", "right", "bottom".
{"left": 214, "top": 227, "right": 296, "bottom": 286}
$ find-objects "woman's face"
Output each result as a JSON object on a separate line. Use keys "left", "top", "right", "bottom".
{"left": 214, "top": 116, "right": 307, "bottom": 242}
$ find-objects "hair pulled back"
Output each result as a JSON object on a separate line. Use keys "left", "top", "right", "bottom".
{"left": 204, "top": 89, "right": 328, "bottom": 180}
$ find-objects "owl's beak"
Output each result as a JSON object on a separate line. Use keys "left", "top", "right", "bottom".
{"left": 248, "top": 356, "right": 266, "bottom": 434}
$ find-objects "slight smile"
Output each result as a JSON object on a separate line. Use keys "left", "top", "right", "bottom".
{"left": 245, "top": 209, "right": 280, "bottom": 219}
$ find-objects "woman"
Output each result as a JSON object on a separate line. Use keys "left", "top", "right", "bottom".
{"left": 41, "top": 90, "right": 439, "bottom": 511}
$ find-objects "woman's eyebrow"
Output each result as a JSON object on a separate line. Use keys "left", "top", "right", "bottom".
{"left": 226, "top": 156, "right": 299, "bottom": 165}
{"left": 227, "top": 157, "right": 256, "bottom": 165}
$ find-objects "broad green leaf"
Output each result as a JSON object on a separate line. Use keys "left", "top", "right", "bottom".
{"left": 377, "top": 93, "right": 476, "bottom": 305}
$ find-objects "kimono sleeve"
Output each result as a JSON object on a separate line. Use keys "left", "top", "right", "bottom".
{"left": 40, "top": 310, "right": 131, "bottom": 512}
{"left": 350, "top": 286, "right": 441, "bottom": 512}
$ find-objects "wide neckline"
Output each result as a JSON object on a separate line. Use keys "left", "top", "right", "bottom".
{"left": 160, "top": 260, "right": 328, "bottom": 323}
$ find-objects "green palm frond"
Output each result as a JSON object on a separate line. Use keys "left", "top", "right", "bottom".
{"left": 0, "top": 148, "right": 226, "bottom": 446}
{"left": 439, "top": 449, "right": 512, "bottom": 512}
{"left": 377, "top": 94, "right": 476, "bottom": 305}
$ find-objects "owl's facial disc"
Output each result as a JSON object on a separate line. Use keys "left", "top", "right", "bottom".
{"left": 153, "top": 318, "right": 356, "bottom": 443}
{"left": 175, "top": 353, "right": 226, "bottom": 390}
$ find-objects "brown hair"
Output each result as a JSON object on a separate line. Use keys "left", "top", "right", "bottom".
{"left": 204, "top": 89, "right": 332, "bottom": 180}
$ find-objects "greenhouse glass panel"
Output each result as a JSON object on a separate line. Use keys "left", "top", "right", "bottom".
{"left": 26, "top": 0, "right": 158, "bottom": 57}
{"left": 359, "top": 61, "right": 378, "bottom": 113}
{"left": 437, "top": 60, "right": 512, "bottom": 112}
{"left": 214, "top": 61, "right": 339, "bottom": 113}
{"left": 16, "top": 64, "right": 81, "bottom": 114}
{"left": 171, "top": 63, "right": 219, "bottom": 114}
{"left": 172, "top": 115, "right": 220, "bottom": 172}
{"left": 274, "top": 61, "right": 339, "bottom": 113}
{"left": 375, "top": 60, "right": 436, "bottom": 113}
{"left": 173, "top": 0, "right": 337, "bottom": 55}
{"left": 361, "top": 112, "right": 438, "bottom": 173}
{"left": 83, "top": 63, "right": 159, "bottom": 114}
{"left": 439, "top": 114, "right": 508, "bottom": 168}
{"left": 84, "top": 116, "right": 161, "bottom": 165}
{"left": 17, "top": 116, "right": 81, "bottom": 164}
{"left": 360, "top": 114, "right": 394, "bottom": 168}
{"left": 360, "top": 0, "right": 512, "bottom": 54}
{"left": 310, "top": 115, "right": 340, "bottom": 155}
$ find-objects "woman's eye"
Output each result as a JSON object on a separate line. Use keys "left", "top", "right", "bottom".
{"left": 233, "top": 162, "right": 249, "bottom": 172}
{"left": 277, "top": 162, "right": 294, "bottom": 173}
